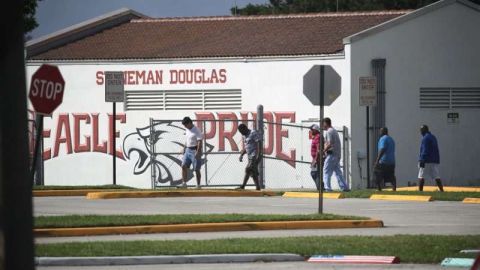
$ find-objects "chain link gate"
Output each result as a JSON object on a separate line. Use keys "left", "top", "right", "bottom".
{"left": 148, "top": 116, "right": 349, "bottom": 190}
{"left": 262, "top": 121, "right": 349, "bottom": 190}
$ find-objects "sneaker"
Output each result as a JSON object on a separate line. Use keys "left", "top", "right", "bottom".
{"left": 235, "top": 186, "right": 245, "bottom": 190}
{"left": 342, "top": 189, "right": 351, "bottom": 192}
{"left": 195, "top": 185, "right": 201, "bottom": 189}
{"left": 177, "top": 182, "right": 187, "bottom": 189}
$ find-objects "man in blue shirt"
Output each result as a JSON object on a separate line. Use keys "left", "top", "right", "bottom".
{"left": 418, "top": 125, "right": 444, "bottom": 192}
{"left": 374, "top": 127, "right": 396, "bottom": 191}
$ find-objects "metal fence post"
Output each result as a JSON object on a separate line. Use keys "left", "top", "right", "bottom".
{"left": 150, "top": 118, "right": 155, "bottom": 189}
{"left": 33, "top": 120, "right": 45, "bottom": 186}
{"left": 342, "top": 126, "right": 349, "bottom": 188}
{"left": 203, "top": 120, "right": 208, "bottom": 187}
{"left": 257, "top": 105, "right": 265, "bottom": 189}
{"left": 32, "top": 115, "right": 44, "bottom": 186}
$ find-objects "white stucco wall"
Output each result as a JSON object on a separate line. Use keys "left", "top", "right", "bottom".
{"left": 26, "top": 56, "right": 353, "bottom": 189}
{"left": 349, "top": 1, "right": 480, "bottom": 187}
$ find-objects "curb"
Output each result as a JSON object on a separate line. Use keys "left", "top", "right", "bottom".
{"left": 369, "top": 194, "right": 432, "bottom": 202}
{"left": 283, "top": 192, "right": 344, "bottom": 199}
{"left": 33, "top": 189, "right": 126, "bottom": 197}
{"left": 384, "top": 186, "right": 480, "bottom": 192}
{"left": 35, "top": 254, "right": 305, "bottom": 266}
{"left": 86, "top": 190, "right": 278, "bottom": 199}
{"left": 35, "top": 219, "right": 383, "bottom": 237}
{"left": 463, "top": 198, "right": 480, "bottom": 204}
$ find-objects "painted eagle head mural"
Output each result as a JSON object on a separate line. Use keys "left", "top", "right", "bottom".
{"left": 123, "top": 121, "right": 212, "bottom": 186}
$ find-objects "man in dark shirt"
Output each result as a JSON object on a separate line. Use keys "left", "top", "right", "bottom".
{"left": 418, "top": 125, "right": 444, "bottom": 192}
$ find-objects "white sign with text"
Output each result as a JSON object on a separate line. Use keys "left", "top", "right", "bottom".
{"left": 359, "top": 76, "right": 377, "bottom": 106}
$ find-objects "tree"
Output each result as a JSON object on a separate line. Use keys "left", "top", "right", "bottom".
{"left": 231, "top": 0, "right": 480, "bottom": 15}
{"left": 24, "top": 0, "right": 39, "bottom": 34}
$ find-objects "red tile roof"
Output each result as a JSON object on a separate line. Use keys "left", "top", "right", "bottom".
{"left": 28, "top": 11, "right": 407, "bottom": 60}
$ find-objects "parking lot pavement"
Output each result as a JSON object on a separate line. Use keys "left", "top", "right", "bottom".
{"left": 34, "top": 196, "right": 480, "bottom": 243}
{"left": 36, "top": 262, "right": 456, "bottom": 270}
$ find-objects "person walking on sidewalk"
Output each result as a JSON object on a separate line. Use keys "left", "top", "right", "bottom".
{"left": 237, "top": 123, "right": 261, "bottom": 190}
{"left": 180, "top": 117, "right": 203, "bottom": 188}
{"left": 418, "top": 125, "right": 444, "bottom": 192}
{"left": 309, "top": 124, "right": 323, "bottom": 190}
{"left": 322, "top": 118, "right": 349, "bottom": 192}
{"left": 374, "top": 127, "right": 396, "bottom": 191}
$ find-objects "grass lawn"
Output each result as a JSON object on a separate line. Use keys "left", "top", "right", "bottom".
{"left": 33, "top": 185, "right": 135, "bottom": 190}
{"left": 341, "top": 189, "right": 480, "bottom": 201}
{"left": 35, "top": 235, "right": 480, "bottom": 263}
{"left": 35, "top": 213, "right": 368, "bottom": 228}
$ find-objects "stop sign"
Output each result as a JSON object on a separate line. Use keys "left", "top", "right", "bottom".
{"left": 29, "top": 64, "right": 65, "bottom": 115}
{"left": 303, "top": 65, "right": 341, "bottom": 106}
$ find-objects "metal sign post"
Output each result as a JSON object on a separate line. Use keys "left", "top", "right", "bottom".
{"left": 113, "top": 102, "right": 116, "bottom": 185}
{"left": 304, "top": 65, "right": 342, "bottom": 214}
{"left": 318, "top": 66, "right": 325, "bottom": 214}
{"left": 28, "top": 64, "right": 66, "bottom": 185}
{"left": 105, "top": 71, "right": 124, "bottom": 185}
{"left": 359, "top": 76, "right": 377, "bottom": 188}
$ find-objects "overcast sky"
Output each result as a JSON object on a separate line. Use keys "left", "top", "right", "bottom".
{"left": 31, "top": 0, "right": 268, "bottom": 39}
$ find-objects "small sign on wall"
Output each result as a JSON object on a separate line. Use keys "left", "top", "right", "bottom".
{"left": 105, "top": 71, "right": 124, "bottom": 102}
{"left": 359, "top": 76, "right": 377, "bottom": 106}
{"left": 447, "top": 112, "right": 459, "bottom": 124}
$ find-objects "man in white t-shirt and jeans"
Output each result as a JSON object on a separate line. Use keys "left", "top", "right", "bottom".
{"left": 322, "top": 117, "right": 349, "bottom": 192}
{"left": 181, "top": 117, "right": 203, "bottom": 188}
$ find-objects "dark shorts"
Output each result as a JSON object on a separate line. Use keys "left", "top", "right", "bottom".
{"left": 374, "top": 163, "right": 396, "bottom": 185}
{"left": 245, "top": 156, "right": 260, "bottom": 177}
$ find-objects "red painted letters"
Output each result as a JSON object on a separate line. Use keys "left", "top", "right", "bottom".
{"left": 96, "top": 69, "right": 226, "bottom": 85}
{"left": 217, "top": 112, "right": 238, "bottom": 151}
{"left": 274, "top": 112, "right": 296, "bottom": 167}
{"left": 73, "top": 113, "right": 91, "bottom": 153}
{"left": 45, "top": 113, "right": 126, "bottom": 160}
{"left": 53, "top": 114, "right": 73, "bottom": 158}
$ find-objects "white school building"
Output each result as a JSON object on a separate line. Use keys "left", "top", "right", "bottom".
{"left": 26, "top": 0, "right": 480, "bottom": 189}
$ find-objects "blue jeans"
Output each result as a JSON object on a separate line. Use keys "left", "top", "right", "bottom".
{"left": 181, "top": 148, "right": 202, "bottom": 171}
{"left": 310, "top": 169, "right": 321, "bottom": 190}
{"left": 323, "top": 154, "right": 348, "bottom": 191}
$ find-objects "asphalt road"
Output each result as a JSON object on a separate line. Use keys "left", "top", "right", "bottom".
{"left": 34, "top": 196, "right": 480, "bottom": 244}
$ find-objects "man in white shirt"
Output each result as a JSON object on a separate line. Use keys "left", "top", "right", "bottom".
{"left": 181, "top": 117, "right": 203, "bottom": 188}
{"left": 322, "top": 117, "right": 349, "bottom": 192}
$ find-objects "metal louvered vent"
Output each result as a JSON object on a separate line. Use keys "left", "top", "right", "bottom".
{"left": 165, "top": 90, "right": 203, "bottom": 111}
{"left": 451, "top": 88, "right": 480, "bottom": 109}
{"left": 125, "top": 91, "right": 164, "bottom": 111}
{"left": 420, "top": 87, "right": 480, "bottom": 109}
{"left": 204, "top": 89, "right": 242, "bottom": 110}
{"left": 125, "top": 89, "right": 242, "bottom": 111}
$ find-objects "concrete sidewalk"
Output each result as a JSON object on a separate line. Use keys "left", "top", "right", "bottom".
{"left": 36, "top": 254, "right": 305, "bottom": 266}
{"left": 36, "top": 262, "right": 453, "bottom": 270}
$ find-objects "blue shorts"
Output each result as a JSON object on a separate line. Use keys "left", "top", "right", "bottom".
{"left": 182, "top": 148, "right": 202, "bottom": 171}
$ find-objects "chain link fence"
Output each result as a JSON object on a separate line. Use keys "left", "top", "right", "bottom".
{"left": 149, "top": 117, "right": 348, "bottom": 190}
